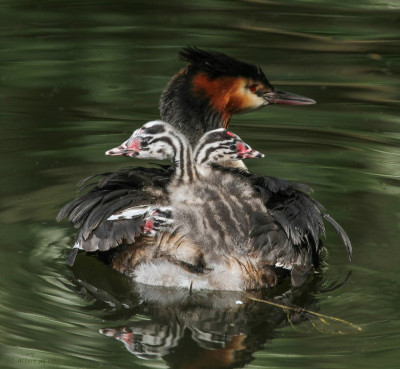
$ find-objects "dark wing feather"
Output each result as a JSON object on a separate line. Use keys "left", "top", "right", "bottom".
{"left": 249, "top": 210, "right": 314, "bottom": 286}
{"left": 265, "top": 187, "right": 325, "bottom": 247}
{"left": 323, "top": 214, "right": 352, "bottom": 260}
{"left": 58, "top": 166, "right": 173, "bottom": 260}
{"left": 250, "top": 210, "right": 291, "bottom": 253}
{"left": 254, "top": 174, "right": 352, "bottom": 265}
{"left": 213, "top": 165, "right": 351, "bottom": 263}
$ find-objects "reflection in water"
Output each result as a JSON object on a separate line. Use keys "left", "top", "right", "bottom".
{"left": 98, "top": 289, "right": 303, "bottom": 367}
{"left": 69, "top": 254, "right": 340, "bottom": 368}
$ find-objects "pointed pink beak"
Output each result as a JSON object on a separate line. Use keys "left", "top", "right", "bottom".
{"left": 236, "top": 142, "right": 264, "bottom": 159}
{"left": 105, "top": 137, "right": 141, "bottom": 157}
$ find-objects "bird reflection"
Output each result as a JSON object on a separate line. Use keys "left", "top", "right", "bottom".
{"left": 98, "top": 284, "right": 314, "bottom": 367}
{"left": 68, "top": 254, "right": 342, "bottom": 368}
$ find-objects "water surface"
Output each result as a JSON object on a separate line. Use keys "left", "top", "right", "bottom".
{"left": 1, "top": 1, "right": 400, "bottom": 368}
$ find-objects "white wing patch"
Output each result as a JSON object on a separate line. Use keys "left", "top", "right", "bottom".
{"left": 107, "top": 205, "right": 150, "bottom": 221}
{"left": 73, "top": 241, "right": 82, "bottom": 249}
{"left": 274, "top": 261, "right": 292, "bottom": 270}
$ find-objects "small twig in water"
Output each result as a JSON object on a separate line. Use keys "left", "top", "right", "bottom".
{"left": 248, "top": 296, "right": 362, "bottom": 333}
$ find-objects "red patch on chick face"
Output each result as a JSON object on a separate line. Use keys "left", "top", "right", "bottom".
{"left": 118, "top": 332, "right": 133, "bottom": 344}
{"left": 127, "top": 137, "right": 141, "bottom": 152}
{"left": 236, "top": 142, "right": 248, "bottom": 157}
{"left": 142, "top": 219, "right": 154, "bottom": 233}
{"left": 236, "top": 142, "right": 245, "bottom": 152}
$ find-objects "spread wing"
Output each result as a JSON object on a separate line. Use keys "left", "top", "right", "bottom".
{"left": 213, "top": 165, "right": 352, "bottom": 272}
{"left": 57, "top": 165, "right": 173, "bottom": 265}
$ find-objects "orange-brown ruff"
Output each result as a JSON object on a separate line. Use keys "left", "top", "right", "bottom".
{"left": 192, "top": 73, "right": 272, "bottom": 127}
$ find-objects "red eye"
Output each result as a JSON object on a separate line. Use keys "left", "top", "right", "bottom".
{"left": 249, "top": 84, "right": 258, "bottom": 93}
{"left": 226, "top": 131, "right": 235, "bottom": 137}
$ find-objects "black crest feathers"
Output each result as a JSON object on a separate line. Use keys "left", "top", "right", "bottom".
{"left": 179, "top": 47, "right": 272, "bottom": 87}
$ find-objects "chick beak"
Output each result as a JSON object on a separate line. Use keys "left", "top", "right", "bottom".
{"left": 263, "top": 89, "right": 316, "bottom": 105}
{"left": 236, "top": 142, "right": 265, "bottom": 159}
{"left": 105, "top": 138, "right": 141, "bottom": 157}
{"left": 241, "top": 149, "right": 265, "bottom": 159}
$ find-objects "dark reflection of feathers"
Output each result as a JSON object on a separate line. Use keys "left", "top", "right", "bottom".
{"left": 67, "top": 258, "right": 349, "bottom": 368}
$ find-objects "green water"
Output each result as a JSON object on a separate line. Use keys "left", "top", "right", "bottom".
{"left": 1, "top": 1, "right": 400, "bottom": 368}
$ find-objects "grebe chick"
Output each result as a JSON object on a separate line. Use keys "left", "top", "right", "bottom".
{"left": 106, "top": 120, "right": 263, "bottom": 223}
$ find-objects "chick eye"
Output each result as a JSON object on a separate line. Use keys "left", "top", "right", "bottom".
{"left": 249, "top": 84, "right": 258, "bottom": 93}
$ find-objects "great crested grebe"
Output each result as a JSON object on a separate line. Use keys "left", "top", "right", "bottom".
{"left": 58, "top": 48, "right": 351, "bottom": 287}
